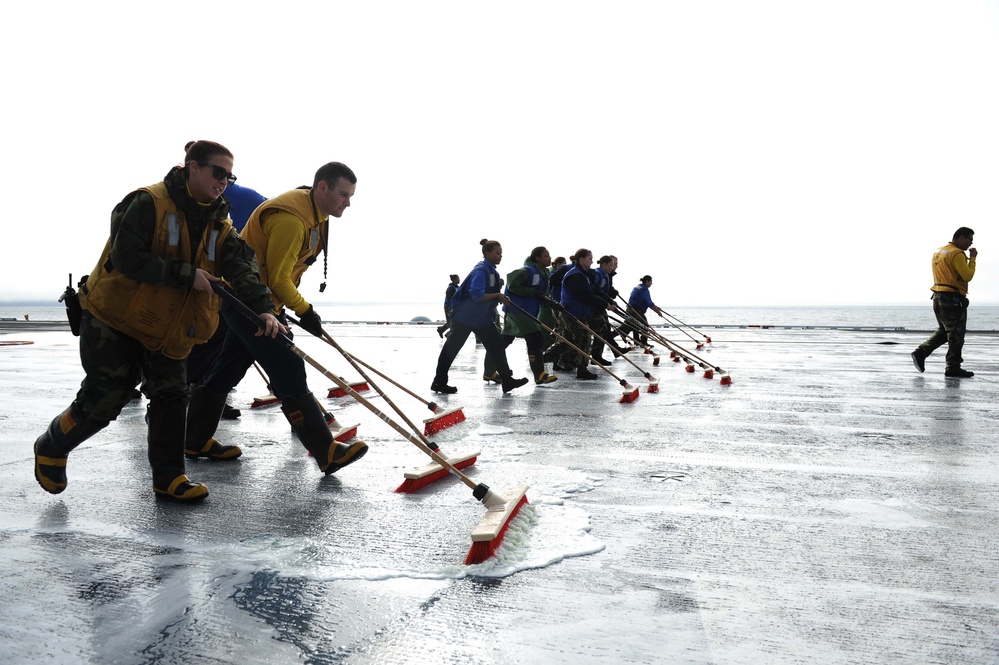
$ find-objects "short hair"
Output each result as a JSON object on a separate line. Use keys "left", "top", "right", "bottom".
{"left": 184, "top": 140, "right": 233, "bottom": 166}
{"left": 480, "top": 238, "right": 501, "bottom": 255}
{"left": 953, "top": 227, "right": 975, "bottom": 242}
{"left": 642, "top": 275, "right": 652, "bottom": 283}
{"left": 553, "top": 256, "right": 567, "bottom": 266}
{"left": 598, "top": 255, "right": 613, "bottom": 266}
{"left": 529, "top": 246, "right": 548, "bottom": 261}
{"left": 571, "top": 248, "right": 591, "bottom": 262}
{"left": 314, "top": 162, "right": 357, "bottom": 189}
{"left": 449, "top": 274, "right": 460, "bottom": 281}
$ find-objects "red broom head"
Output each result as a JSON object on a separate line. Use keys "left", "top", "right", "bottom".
{"left": 696, "top": 343, "right": 704, "bottom": 350}
{"left": 643, "top": 348, "right": 652, "bottom": 354}
{"left": 333, "top": 426, "right": 357, "bottom": 443}
{"left": 329, "top": 381, "right": 370, "bottom": 398}
{"left": 647, "top": 382, "right": 659, "bottom": 393}
{"left": 719, "top": 375, "right": 732, "bottom": 385}
{"left": 619, "top": 387, "right": 640, "bottom": 403}
{"left": 685, "top": 364, "right": 695, "bottom": 373}
{"left": 653, "top": 356, "right": 660, "bottom": 366}
{"left": 670, "top": 351, "right": 677, "bottom": 358}
{"left": 673, "top": 356, "right": 682, "bottom": 363}
{"left": 706, "top": 337, "right": 712, "bottom": 343}
{"left": 423, "top": 409, "right": 466, "bottom": 436}
{"left": 395, "top": 455, "right": 477, "bottom": 493}
{"left": 251, "top": 395, "right": 279, "bottom": 408}
{"left": 464, "top": 494, "right": 529, "bottom": 564}
{"left": 703, "top": 369, "right": 714, "bottom": 379}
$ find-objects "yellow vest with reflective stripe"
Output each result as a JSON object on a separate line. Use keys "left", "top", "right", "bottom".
{"left": 80, "top": 183, "right": 233, "bottom": 359}
{"left": 238, "top": 188, "right": 325, "bottom": 313}
{"left": 930, "top": 243, "right": 971, "bottom": 296}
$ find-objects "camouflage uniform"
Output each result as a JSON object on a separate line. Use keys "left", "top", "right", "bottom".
{"left": 34, "top": 166, "right": 273, "bottom": 495}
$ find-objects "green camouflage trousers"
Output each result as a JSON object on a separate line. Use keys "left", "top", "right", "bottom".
{"left": 917, "top": 293, "right": 969, "bottom": 371}
{"left": 70, "top": 310, "right": 190, "bottom": 486}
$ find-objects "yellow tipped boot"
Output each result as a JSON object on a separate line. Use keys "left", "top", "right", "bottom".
{"left": 153, "top": 474, "right": 209, "bottom": 502}
{"left": 282, "top": 394, "right": 368, "bottom": 475}
{"left": 185, "top": 385, "right": 242, "bottom": 461}
{"left": 149, "top": 398, "right": 208, "bottom": 502}
{"left": 34, "top": 405, "right": 108, "bottom": 495}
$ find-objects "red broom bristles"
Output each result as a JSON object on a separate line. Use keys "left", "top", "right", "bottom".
{"left": 464, "top": 494, "right": 529, "bottom": 565}
{"left": 333, "top": 425, "right": 358, "bottom": 443}
{"left": 394, "top": 455, "right": 478, "bottom": 493}
{"left": 251, "top": 394, "right": 279, "bottom": 408}
{"left": 327, "top": 381, "right": 370, "bottom": 398}
{"left": 423, "top": 407, "right": 466, "bottom": 436}
{"left": 619, "top": 387, "right": 640, "bottom": 403}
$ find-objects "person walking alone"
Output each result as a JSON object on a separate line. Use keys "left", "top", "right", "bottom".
{"left": 911, "top": 227, "right": 978, "bottom": 378}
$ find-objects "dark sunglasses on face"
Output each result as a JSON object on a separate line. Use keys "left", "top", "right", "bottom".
{"left": 196, "top": 160, "right": 237, "bottom": 184}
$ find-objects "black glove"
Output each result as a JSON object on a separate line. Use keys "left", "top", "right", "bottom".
{"left": 298, "top": 305, "right": 324, "bottom": 337}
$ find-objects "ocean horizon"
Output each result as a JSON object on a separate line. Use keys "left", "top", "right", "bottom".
{"left": 4, "top": 303, "right": 999, "bottom": 331}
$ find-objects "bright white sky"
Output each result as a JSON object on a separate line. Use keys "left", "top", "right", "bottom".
{"left": 2, "top": 1, "right": 998, "bottom": 307}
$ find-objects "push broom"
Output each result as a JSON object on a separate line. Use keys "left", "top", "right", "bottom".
{"left": 214, "top": 283, "right": 529, "bottom": 564}
{"left": 541, "top": 297, "right": 658, "bottom": 394}
{"left": 615, "top": 295, "right": 706, "bottom": 349}
{"left": 249, "top": 361, "right": 359, "bottom": 441}
{"left": 608, "top": 319, "right": 661, "bottom": 366}
{"left": 656, "top": 308, "right": 712, "bottom": 345}
{"left": 284, "top": 318, "right": 372, "bottom": 399}
{"left": 506, "top": 300, "right": 642, "bottom": 402}
{"left": 631, "top": 318, "right": 732, "bottom": 385}
{"left": 285, "top": 315, "right": 477, "bottom": 492}
{"left": 315, "top": 344, "right": 465, "bottom": 436}
{"left": 250, "top": 362, "right": 281, "bottom": 408}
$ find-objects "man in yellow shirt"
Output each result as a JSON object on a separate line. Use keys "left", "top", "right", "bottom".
{"left": 186, "top": 162, "right": 368, "bottom": 474}
{"left": 912, "top": 227, "right": 977, "bottom": 378}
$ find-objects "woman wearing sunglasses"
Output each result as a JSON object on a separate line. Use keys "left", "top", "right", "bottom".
{"left": 32, "top": 140, "right": 283, "bottom": 502}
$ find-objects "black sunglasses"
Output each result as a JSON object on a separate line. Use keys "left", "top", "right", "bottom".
{"left": 196, "top": 161, "right": 237, "bottom": 185}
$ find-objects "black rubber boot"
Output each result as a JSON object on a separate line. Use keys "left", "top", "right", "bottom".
{"left": 149, "top": 397, "right": 208, "bottom": 501}
{"left": 431, "top": 379, "right": 457, "bottom": 394}
{"left": 221, "top": 402, "right": 241, "bottom": 420}
{"left": 501, "top": 374, "right": 530, "bottom": 393}
{"left": 185, "top": 385, "right": 242, "bottom": 460}
{"left": 282, "top": 394, "right": 368, "bottom": 474}
{"left": 576, "top": 367, "right": 599, "bottom": 380}
{"left": 34, "top": 404, "right": 108, "bottom": 494}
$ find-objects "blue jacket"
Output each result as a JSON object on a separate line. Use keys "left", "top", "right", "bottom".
{"left": 443, "top": 283, "right": 458, "bottom": 309}
{"left": 628, "top": 283, "right": 657, "bottom": 314}
{"left": 548, "top": 264, "right": 569, "bottom": 302}
{"left": 224, "top": 184, "right": 267, "bottom": 232}
{"left": 560, "top": 265, "right": 601, "bottom": 320}
{"left": 451, "top": 259, "right": 501, "bottom": 329}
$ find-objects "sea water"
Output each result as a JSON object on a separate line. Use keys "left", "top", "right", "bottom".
{"left": 5, "top": 304, "right": 999, "bottom": 331}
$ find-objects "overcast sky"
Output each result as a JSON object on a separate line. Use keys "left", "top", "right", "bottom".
{"left": 2, "top": 1, "right": 998, "bottom": 307}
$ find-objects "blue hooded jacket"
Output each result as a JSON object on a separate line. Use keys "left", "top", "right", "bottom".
{"left": 451, "top": 259, "right": 502, "bottom": 329}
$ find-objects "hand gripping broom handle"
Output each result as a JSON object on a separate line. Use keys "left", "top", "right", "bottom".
{"left": 212, "top": 284, "right": 491, "bottom": 499}
{"left": 539, "top": 296, "right": 653, "bottom": 380}
{"left": 286, "top": 314, "right": 435, "bottom": 447}
{"left": 504, "top": 298, "right": 631, "bottom": 386}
